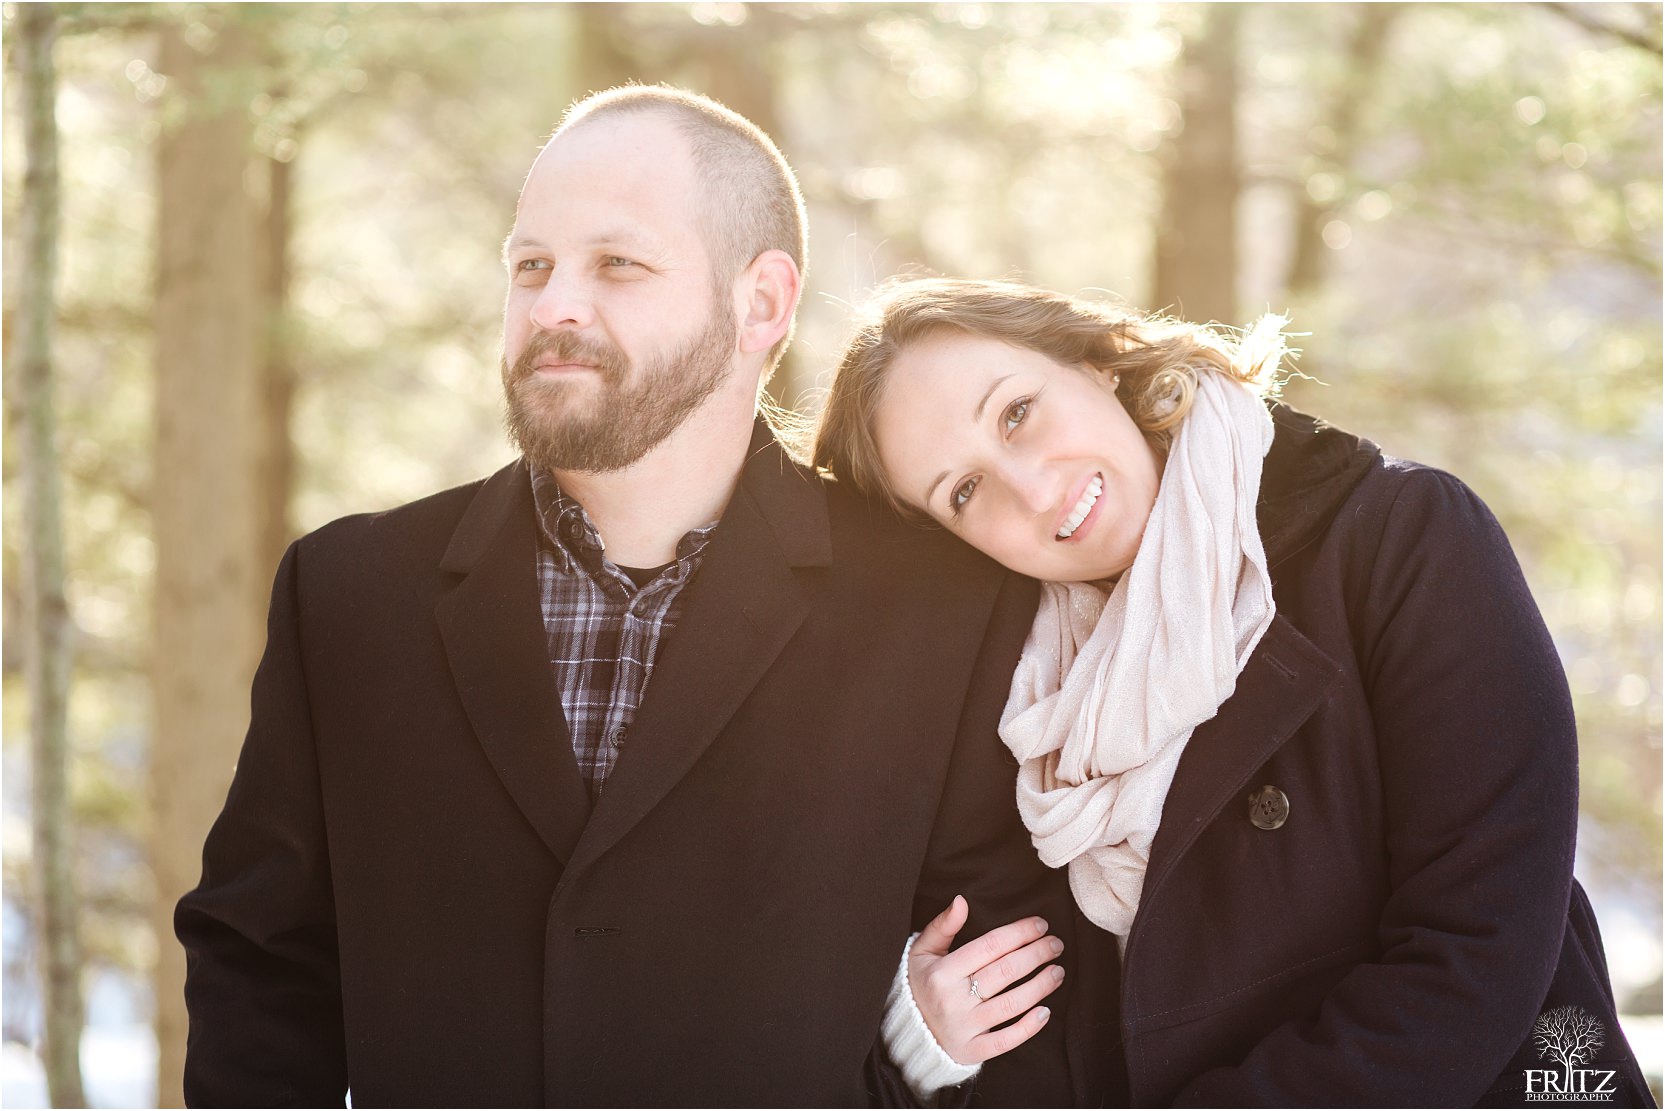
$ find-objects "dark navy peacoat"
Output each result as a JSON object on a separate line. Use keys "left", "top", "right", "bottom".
{"left": 1067, "top": 406, "right": 1652, "bottom": 1107}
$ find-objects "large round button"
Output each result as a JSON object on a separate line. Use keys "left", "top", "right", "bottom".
{"left": 1248, "top": 785, "right": 1289, "bottom": 830}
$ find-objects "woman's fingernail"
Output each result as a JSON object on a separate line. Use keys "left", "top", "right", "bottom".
{"left": 1052, "top": 965, "right": 1066, "bottom": 981}
{"left": 1049, "top": 937, "right": 1064, "bottom": 955}
{"left": 1036, "top": 1006, "right": 1051, "bottom": 1023}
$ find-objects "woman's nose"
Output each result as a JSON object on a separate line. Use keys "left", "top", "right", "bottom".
{"left": 999, "top": 458, "right": 1063, "bottom": 516}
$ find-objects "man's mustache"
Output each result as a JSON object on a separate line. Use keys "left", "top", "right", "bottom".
{"left": 509, "top": 330, "right": 628, "bottom": 386}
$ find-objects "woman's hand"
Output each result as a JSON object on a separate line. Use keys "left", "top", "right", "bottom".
{"left": 907, "top": 895, "right": 1066, "bottom": 1065}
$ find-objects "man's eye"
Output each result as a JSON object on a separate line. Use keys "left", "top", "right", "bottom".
{"left": 1003, "top": 397, "right": 1031, "bottom": 435}
{"left": 515, "top": 259, "right": 551, "bottom": 273}
{"left": 950, "top": 476, "right": 980, "bottom": 514}
{"left": 604, "top": 256, "right": 637, "bottom": 268}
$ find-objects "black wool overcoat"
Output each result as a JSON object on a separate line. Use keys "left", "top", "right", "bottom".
{"left": 1066, "top": 407, "right": 1652, "bottom": 1108}
{"left": 175, "top": 425, "right": 1087, "bottom": 1108}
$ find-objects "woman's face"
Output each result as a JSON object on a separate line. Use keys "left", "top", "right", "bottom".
{"left": 873, "top": 330, "right": 1163, "bottom": 583}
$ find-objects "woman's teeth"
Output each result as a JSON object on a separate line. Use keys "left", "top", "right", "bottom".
{"left": 1057, "top": 475, "right": 1103, "bottom": 540}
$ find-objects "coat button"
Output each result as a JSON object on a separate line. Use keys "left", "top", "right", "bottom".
{"left": 1248, "top": 785, "right": 1289, "bottom": 830}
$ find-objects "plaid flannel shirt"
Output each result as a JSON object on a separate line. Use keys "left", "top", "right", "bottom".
{"left": 530, "top": 466, "right": 717, "bottom": 797}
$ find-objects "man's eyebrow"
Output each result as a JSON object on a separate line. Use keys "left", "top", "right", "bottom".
{"left": 502, "top": 229, "right": 663, "bottom": 258}
{"left": 923, "top": 469, "right": 950, "bottom": 512}
{"left": 973, "top": 375, "right": 1015, "bottom": 421}
{"left": 585, "top": 227, "right": 666, "bottom": 256}
{"left": 585, "top": 226, "right": 642, "bottom": 244}
{"left": 502, "top": 233, "right": 540, "bottom": 260}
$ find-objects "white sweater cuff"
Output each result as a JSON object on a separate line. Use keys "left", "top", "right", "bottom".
{"left": 880, "top": 932, "right": 981, "bottom": 1101}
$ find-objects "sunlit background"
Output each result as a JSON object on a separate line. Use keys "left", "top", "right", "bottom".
{"left": 3, "top": 3, "right": 1660, "bottom": 1106}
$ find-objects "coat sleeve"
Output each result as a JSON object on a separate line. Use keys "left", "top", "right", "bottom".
{"left": 896, "top": 569, "right": 1094, "bottom": 1109}
{"left": 173, "top": 541, "right": 350, "bottom": 1107}
{"left": 1175, "top": 467, "right": 1580, "bottom": 1106}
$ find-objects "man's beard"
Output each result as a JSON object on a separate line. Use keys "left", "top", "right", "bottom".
{"left": 501, "top": 307, "right": 737, "bottom": 474}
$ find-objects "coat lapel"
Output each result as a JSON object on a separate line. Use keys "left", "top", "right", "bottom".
{"left": 1137, "top": 615, "right": 1342, "bottom": 907}
{"left": 561, "top": 427, "right": 832, "bottom": 882}
{"left": 434, "top": 460, "right": 592, "bottom": 865}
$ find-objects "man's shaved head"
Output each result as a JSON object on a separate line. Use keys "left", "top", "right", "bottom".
{"left": 547, "top": 85, "right": 807, "bottom": 374}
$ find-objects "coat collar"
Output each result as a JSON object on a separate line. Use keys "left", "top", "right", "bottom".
{"left": 434, "top": 457, "right": 594, "bottom": 865}
{"left": 1121, "top": 405, "right": 1375, "bottom": 980}
{"left": 1128, "top": 613, "right": 1343, "bottom": 966}
{"left": 435, "top": 421, "right": 831, "bottom": 874}
{"left": 732, "top": 417, "right": 834, "bottom": 570}
{"left": 1257, "top": 403, "right": 1381, "bottom": 567}
{"left": 559, "top": 421, "right": 831, "bottom": 882}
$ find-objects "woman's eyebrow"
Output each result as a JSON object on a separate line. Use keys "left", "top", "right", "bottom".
{"left": 924, "top": 469, "right": 950, "bottom": 510}
{"left": 922, "top": 375, "right": 1018, "bottom": 508}
{"left": 974, "top": 375, "right": 1016, "bottom": 420}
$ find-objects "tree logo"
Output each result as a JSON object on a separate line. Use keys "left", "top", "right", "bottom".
{"left": 1524, "top": 1005, "right": 1619, "bottom": 1102}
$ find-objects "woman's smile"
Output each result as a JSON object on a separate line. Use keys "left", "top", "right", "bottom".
{"left": 1055, "top": 472, "right": 1104, "bottom": 541}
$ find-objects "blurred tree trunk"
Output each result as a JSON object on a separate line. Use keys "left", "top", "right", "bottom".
{"left": 1284, "top": 5, "right": 1404, "bottom": 297}
{"left": 258, "top": 146, "right": 296, "bottom": 581}
{"left": 150, "top": 20, "right": 267, "bottom": 1108}
{"left": 687, "top": 12, "right": 783, "bottom": 141}
{"left": 11, "top": 5, "right": 89, "bottom": 1106}
{"left": 573, "top": 4, "right": 639, "bottom": 92}
{"left": 1152, "top": 4, "right": 1242, "bottom": 325}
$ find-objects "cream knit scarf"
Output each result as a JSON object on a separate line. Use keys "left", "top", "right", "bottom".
{"left": 998, "top": 371, "right": 1276, "bottom": 939}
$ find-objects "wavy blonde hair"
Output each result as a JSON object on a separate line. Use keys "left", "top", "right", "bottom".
{"left": 811, "top": 278, "right": 1289, "bottom": 520}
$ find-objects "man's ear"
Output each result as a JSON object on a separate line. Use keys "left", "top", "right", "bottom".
{"left": 735, "top": 249, "right": 801, "bottom": 356}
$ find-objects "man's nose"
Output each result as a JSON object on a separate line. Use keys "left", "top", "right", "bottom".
{"left": 528, "top": 269, "right": 596, "bottom": 332}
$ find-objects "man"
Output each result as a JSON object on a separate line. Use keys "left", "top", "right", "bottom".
{"left": 176, "top": 86, "right": 1091, "bottom": 1107}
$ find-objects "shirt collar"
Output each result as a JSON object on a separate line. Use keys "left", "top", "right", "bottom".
{"left": 529, "top": 464, "right": 717, "bottom": 586}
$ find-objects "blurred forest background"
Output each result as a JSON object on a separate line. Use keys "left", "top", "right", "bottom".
{"left": 2, "top": 1, "right": 1660, "bottom": 1106}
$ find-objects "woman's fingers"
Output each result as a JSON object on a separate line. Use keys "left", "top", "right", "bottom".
{"left": 911, "top": 895, "right": 968, "bottom": 960}
{"left": 906, "top": 906, "right": 1068, "bottom": 1066}
{"left": 932, "top": 914, "right": 1052, "bottom": 983}
{"left": 962, "top": 992, "right": 1059, "bottom": 1064}
{"left": 945, "top": 932, "right": 1058, "bottom": 1006}
{"left": 974, "top": 960, "right": 1065, "bottom": 1029}
{"left": 966, "top": 932, "right": 1066, "bottom": 998}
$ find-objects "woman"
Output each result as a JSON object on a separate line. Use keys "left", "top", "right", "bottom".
{"left": 815, "top": 279, "right": 1651, "bottom": 1106}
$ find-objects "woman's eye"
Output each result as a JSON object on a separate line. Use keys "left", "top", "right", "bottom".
{"left": 604, "top": 256, "right": 636, "bottom": 268}
{"left": 950, "top": 476, "right": 980, "bottom": 513}
{"left": 515, "top": 259, "right": 550, "bottom": 274}
{"left": 1002, "top": 397, "right": 1031, "bottom": 434}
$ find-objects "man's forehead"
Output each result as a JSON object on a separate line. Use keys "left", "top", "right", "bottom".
{"left": 520, "top": 117, "right": 698, "bottom": 211}
{"left": 534, "top": 110, "right": 692, "bottom": 175}
{"left": 512, "top": 116, "right": 708, "bottom": 256}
